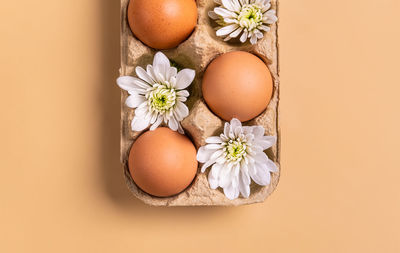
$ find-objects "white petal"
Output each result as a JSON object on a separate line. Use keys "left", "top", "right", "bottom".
{"left": 261, "top": 2, "right": 271, "bottom": 12}
{"left": 245, "top": 133, "right": 255, "bottom": 143}
{"left": 224, "top": 122, "right": 230, "bottom": 136}
{"left": 168, "top": 116, "right": 179, "bottom": 131}
{"left": 117, "top": 76, "right": 150, "bottom": 92}
{"left": 232, "top": 164, "right": 240, "bottom": 183}
{"left": 248, "top": 161, "right": 257, "bottom": 174}
{"left": 177, "top": 97, "right": 187, "bottom": 102}
{"left": 127, "top": 87, "right": 147, "bottom": 95}
{"left": 235, "top": 186, "right": 240, "bottom": 199}
{"left": 255, "top": 30, "right": 264, "bottom": 39}
{"left": 248, "top": 164, "right": 261, "bottom": 185}
{"left": 209, "top": 163, "right": 222, "bottom": 189}
{"left": 169, "top": 76, "right": 177, "bottom": 87}
{"left": 216, "top": 24, "right": 239, "bottom": 36}
{"left": 206, "top": 136, "right": 223, "bottom": 144}
{"left": 264, "top": 10, "right": 278, "bottom": 23}
{"left": 259, "top": 25, "right": 270, "bottom": 32}
{"left": 250, "top": 162, "right": 270, "bottom": 186}
{"left": 201, "top": 158, "right": 217, "bottom": 173}
{"left": 224, "top": 18, "right": 239, "bottom": 24}
{"left": 257, "top": 136, "right": 277, "bottom": 149}
{"left": 229, "top": 118, "right": 242, "bottom": 136}
{"left": 177, "top": 124, "right": 184, "bottom": 134}
{"left": 229, "top": 27, "right": 243, "bottom": 38}
{"left": 231, "top": 174, "right": 238, "bottom": 189}
{"left": 210, "top": 151, "right": 225, "bottom": 165}
{"left": 208, "top": 169, "right": 219, "bottom": 189}
{"left": 135, "top": 66, "right": 155, "bottom": 84}
{"left": 150, "top": 116, "right": 163, "bottom": 131}
{"left": 215, "top": 155, "right": 226, "bottom": 164}
{"left": 147, "top": 65, "right": 164, "bottom": 83}
{"left": 150, "top": 112, "right": 158, "bottom": 124}
{"left": 263, "top": 15, "right": 277, "bottom": 23}
{"left": 153, "top": 52, "right": 170, "bottom": 80}
{"left": 223, "top": 183, "right": 239, "bottom": 200}
{"left": 175, "top": 69, "right": 195, "bottom": 89}
{"left": 131, "top": 115, "right": 150, "bottom": 132}
{"left": 146, "top": 65, "right": 156, "bottom": 81}
{"left": 132, "top": 78, "right": 151, "bottom": 89}
{"left": 264, "top": 171, "right": 271, "bottom": 185}
{"left": 239, "top": 171, "right": 250, "bottom": 198}
{"left": 177, "top": 90, "right": 189, "bottom": 97}
{"left": 234, "top": 123, "right": 242, "bottom": 137}
{"left": 241, "top": 164, "right": 251, "bottom": 185}
{"left": 240, "top": 30, "right": 248, "bottom": 43}
{"left": 252, "top": 126, "right": 265, "bottom": 137}
{"left": 197, "top": 146, "right": 214, "bottom": 163}
{"left": 222, "top": 0, "right": 236, "bottom": 11}
{"left": 125, "top": 94, "right": 145, "bottom": 108}
{"left": 220, "top": 134, "right": 228, "bottom": 142}
{"left": 134, "top": 102, "right": 148, "bottom": 117}
{"left": 264, "top": 18, "right": 277, "bottom": 25}
{"left": 211, "top": 163, "right": 222, "bottom": 178}
{"left": 214, "top": 7, "right": 238, "bottom": 18}
{"left": 266, "top": 159, "right": 279, "bottom": 173}
{"left": 231, "top": 0, "right": 241, "bottom": 12}
{"left": 205, "top": 144, "right": 222, "bottom": 150}
{"left": 165, "top": 67, "right": 177, "bottom": 81}
{"left": 247, "top": 154, "right": 256, "bottom": 164}
{"left": 175, "top": 101, "right": 189, "bottom": 118}
{"left": 144, "top": 110, "right": 153, "bottom": 121}
{"left": 242, "top": 126, "right": 252, "bottom": 135}
{"left": 172, "top": 109, "right": 183, "bottom": 122}
{"left": 219, "top": 165, "right": 233, "bottom": 188}
{"left": 249, "top": 145, "right": 262, "bottom": 154}
{"left": 250, "top": 33, "right": 257, "bottom": 44}
{"left": 153, "top": 52, "right": 170, "bottom": 69}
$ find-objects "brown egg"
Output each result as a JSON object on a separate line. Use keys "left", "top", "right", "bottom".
{"left": 127, "top": 0, "right": 198, "bottom": 49}
{"left": 202, "top": 51, "right": 273, "bottom": 122}
{"left": 128, "top": 127, "right": 198, "bottom": 197}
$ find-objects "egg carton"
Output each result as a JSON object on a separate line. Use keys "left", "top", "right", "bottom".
{"left": 119, "top": 0, "right": 280, "bottom": 206}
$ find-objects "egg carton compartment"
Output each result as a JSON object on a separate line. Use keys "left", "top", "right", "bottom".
{"left": 119, "top": 0, "right": 280, "bottom": 206}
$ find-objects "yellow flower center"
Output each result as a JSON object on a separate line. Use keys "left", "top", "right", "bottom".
{"left": 147, "top": 83, "right": 176, "bottom": 113}
{"left": 225, "top": 139, "right": 247, "bottom": 162}
{"left": 238, "top": 4, "right": 263, "bottom": 31}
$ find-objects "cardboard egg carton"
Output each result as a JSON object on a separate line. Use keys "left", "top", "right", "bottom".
{"left": 119, "top": 0, "right": 280, "bottom": 206}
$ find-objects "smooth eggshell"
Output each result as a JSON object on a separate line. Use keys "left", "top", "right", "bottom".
{"left": 128, "top": 127, "right": 198, "bottom": 197}
{"left": 202, "top": 51, "right": 273, "bottom": 122}
{"left": 127, "top": 0, "right": 198, "bottom": 49}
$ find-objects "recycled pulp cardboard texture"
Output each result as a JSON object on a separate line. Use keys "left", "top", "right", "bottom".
{"left": 119, "top": 0, "right": 280, "bottom": 206}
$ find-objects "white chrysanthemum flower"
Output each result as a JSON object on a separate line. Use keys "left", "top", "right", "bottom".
{"left": 117, "top": 52, "right": 195, "bottom": 134}
{"left": 209, "top": 0, "right": 278, "bottom": 45}
{"left": 197, "top": 118, "right": 278, "bottom": 200}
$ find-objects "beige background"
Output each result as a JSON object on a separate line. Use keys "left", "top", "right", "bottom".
{"left": 1, "top": 0, "right": 399, "bottom": 252}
